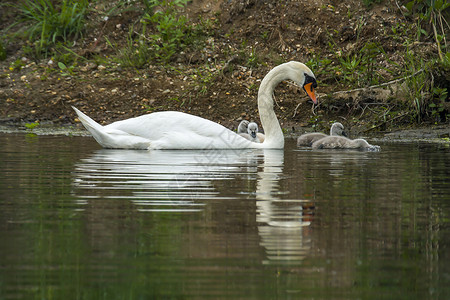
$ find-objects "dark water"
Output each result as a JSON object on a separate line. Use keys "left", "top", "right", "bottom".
{"left": 1, "top": 133, "right": 449, "bottom": 299}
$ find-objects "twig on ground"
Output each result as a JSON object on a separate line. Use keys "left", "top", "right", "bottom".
{"left": 222, "top": 55, "right": 238, "bottom": 74}
{"left": 332, "top": 69, "right": 424, "bottom": 95}
{"left": 292, "top": 103, "right": 301, "bottom": 118}
{"left": 273, "top": 92, "right": 284, "bottom": 110}
{"left": 363, "top": 111, "right": 409, "bottom": 132}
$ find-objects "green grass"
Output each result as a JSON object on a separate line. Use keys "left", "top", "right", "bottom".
{"left": 113, "top": 0, "right": 212, "bottom": 66}
{"left": 14, "top": 0, "right": 88, "bottom": 58}
{"left": 304, "top": 0, "right": 449, "bottom": 126}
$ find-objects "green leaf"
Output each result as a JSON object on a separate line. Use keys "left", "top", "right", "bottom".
{"left": 434, "top": 0, "right": 443, "bottom": 10}
{"left": 25, "top": 122, "right": 39, "bottom": 129}
{"left": 405, "top": 1, "right": 415, "bottom": 11}
{"left": 58, "top": 61, "right": 67, "bottom": 70}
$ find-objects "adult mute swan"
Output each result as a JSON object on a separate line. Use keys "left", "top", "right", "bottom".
{"left": 311, "top": 136, "right": 380, "bottom": 151}
{"left": 73, "top": 61, "right": 317, "bottom": 150}
{"left": 238, "top": 120, "right": 265, "bottom": 143}
{"left": 297, "top": 122, "right": 346, "bottom": 147}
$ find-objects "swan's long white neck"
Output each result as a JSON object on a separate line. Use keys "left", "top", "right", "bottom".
{"left": 258, "top": 63, "right": 299, "bottom": 148}
{"left": 329, "top": 125, "right": 336, "bottom": 136}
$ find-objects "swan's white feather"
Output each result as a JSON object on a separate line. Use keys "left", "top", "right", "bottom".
{"left": 74, "top": 107, "right": 258, "bottom": 149}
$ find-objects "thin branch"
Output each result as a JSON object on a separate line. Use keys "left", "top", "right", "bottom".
{"left": 437, "top": 11, "right": 447, "bottom": 50}
{"left": 221, "top": 55, "right": 238, "bottom": 74}
{"left": 332, "top": 69, "right": 424, "bottom": 95}
{"left": 431, "top": 12, "right": 443, "bottom": 61}
{"left": 134, "top": 30, "right": 151, "bottom": 42}
{"left": 363, "top": 111, "right": 409, "bottom": 132}
{"left": 292, "top": 102, "right": 301, "bottom": 118}
{"left": 394, "top": 0, "right": 408, "bottom": 21}
{"left": 273, "top": 92, "right": 281, "bottom": 109}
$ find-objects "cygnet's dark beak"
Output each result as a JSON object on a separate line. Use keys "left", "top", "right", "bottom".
{"left": 342, "top": 131, "right": 348, "bottom": 137}
{"left": 251, "top": 131, "right": 257, "bottom": 138}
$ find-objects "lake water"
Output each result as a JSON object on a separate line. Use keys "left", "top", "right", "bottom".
{"left": 0, "top": 133, "right": 449, "bottom": 299}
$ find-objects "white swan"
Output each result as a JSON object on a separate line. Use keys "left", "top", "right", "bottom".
{"left": 73, "top": 61, "right": 317, "bottom": 150}
{"left": 238, "top": 120, "right": 265, "bottom": 143}
{"left": 311, "top": 136, "right": 380, "bottom": 151}
{"left": 297, "top": 122, "right": 346, "bottom": 147}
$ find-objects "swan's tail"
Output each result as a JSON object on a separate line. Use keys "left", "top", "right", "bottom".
{"left": 72, "top": 106, "right": 114, "bottom": 148}
{"left": 72, "top": 106, "right": 104, "bottom": 133}
{"left": 72, "top": 106, "right": 151, "bottom": 149}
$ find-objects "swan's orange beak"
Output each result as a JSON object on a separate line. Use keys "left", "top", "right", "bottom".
{"left": 303, "top": 83, "right": 317, "bottom": 104}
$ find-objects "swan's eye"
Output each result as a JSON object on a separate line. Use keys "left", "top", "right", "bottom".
{"left": 303, "top": 73, "right": 317, "bottom": 88}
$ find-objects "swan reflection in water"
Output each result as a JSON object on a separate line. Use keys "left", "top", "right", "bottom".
{"left": 73, "top": 149, "right": 260, "bottom": 212}
{"left": 73, "top": 148, "right": 313, "bottom": 263}
{"left": 256, "top": 150, "right": 313, "bottom": 265}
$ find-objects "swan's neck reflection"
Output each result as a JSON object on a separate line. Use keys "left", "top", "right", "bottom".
{"left": 256, "top": 149, "right": 312, "bottom": 265}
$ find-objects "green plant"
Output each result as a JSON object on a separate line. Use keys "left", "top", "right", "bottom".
{"left": 261, "top": 31, "right": 269, "bottom": 41}
{"left": 403, "top": 49, "right": 430, "bottom": 122}
{"left": 9, "top": 58, "right": 26, "bottom": 71}
{"left": 57, "top": 62, "right": 75, "bottom": 76}
{"left": 15, "top": 0, "right": 88, "bottom": 58}
{"left": 190, "top": 66, "right": 216, "bottom": 95}
{"left": 361, "top": 0, "right": 382, "bottom": 7}
{"left": 0, "top": 40, "right": 6, "bottom": 61}
{"left": 247, "top": 47, "right": 260, "bottom": 68}
{"left": 334, "top": 42, "right": 386, "bottom": 87}
{"left": 306, "top": 56, "right": 333, "bottom": 73}
{"left": 405, "top": 0, "right": 450, "bottom": 61}
{"left": 339, "top": 54, "right": 361, "bottom": 83}
{"left": 108, "top": 29, "right": 152, "bottom": 68}
{"left": 307, "top": 114, "right": 326, "bottom": 131}
{"left": 355, "top": 16, "right": 366, "bottom": 40}
{"left": 359, "top": 42, "right": 386, "bottom": 85}
{"left": 445, "top": 51, "right": 450, "bottom": 67}
{"left": 429, "top": 87, "right": 449, "bottom": 122}
{"left": 25, "top": 121, "right": 40, "bottom": 130}
{"left": 114, "top": 0, "right": 210, "bottom": 66}
{"left": 142, "top": 0, "right": 195, "bottom": 62}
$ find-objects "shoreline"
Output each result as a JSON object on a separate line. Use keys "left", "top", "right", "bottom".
{"left": 1, "top": 124, "right": 448, "bottom": 144}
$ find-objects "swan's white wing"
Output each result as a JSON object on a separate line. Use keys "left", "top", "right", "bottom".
{"left": 105, "top": 111, "right": 259, "bottom": 149}
{"left": 105, "top": 111, "right": 215, "bottom": 140}
{"left": 257, "top": 133, "right": 265, "bottom": 143}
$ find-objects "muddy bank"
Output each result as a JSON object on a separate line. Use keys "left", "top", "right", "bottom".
{"left": 1, "top": 0, "right": 448, "bottom": 135}
{"left": 375, "top": 125, "right": 450, "bottom": 143}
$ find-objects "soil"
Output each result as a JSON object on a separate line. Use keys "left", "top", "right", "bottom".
{"left": 0, "top": 0, "right": 448, "bottom": 138}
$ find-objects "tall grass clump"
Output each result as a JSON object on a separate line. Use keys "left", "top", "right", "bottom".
{"left": 402, "top": 0, "right": 449, "bottom": 122}
{"left": 404, "top": 0, "right": 449, "bottom": 61}
{"left": 142, "top": 0, "right": 191, "bottom": 63}
{"left": 15, "top": 0, "right": 89, "bottom": 58}
{"left": 116, "top": 0, "right": 212, "bottom": 67}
